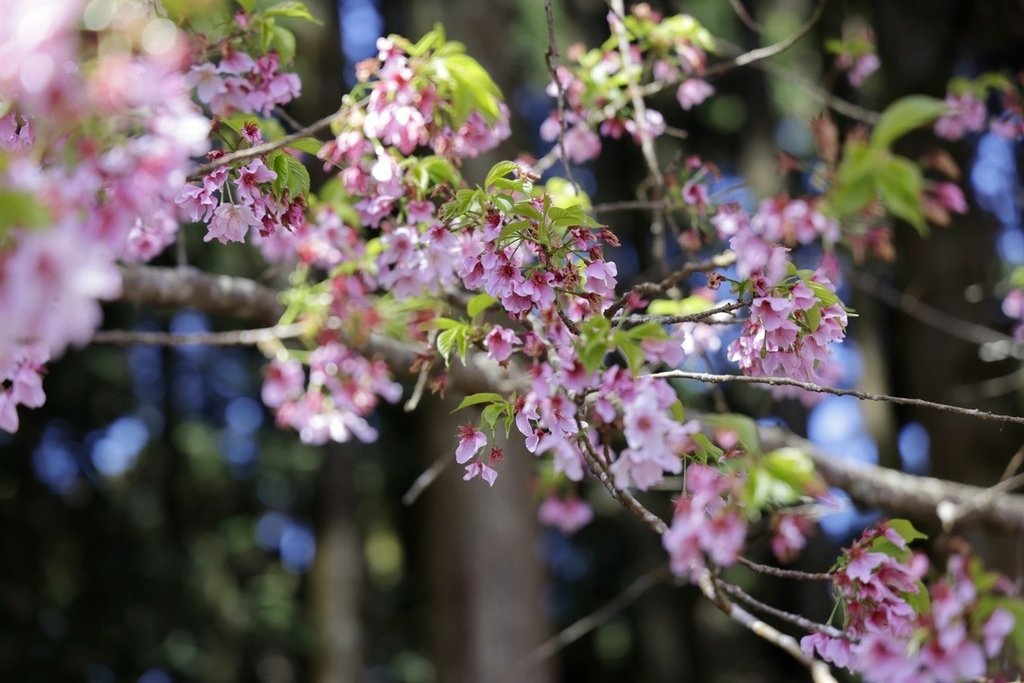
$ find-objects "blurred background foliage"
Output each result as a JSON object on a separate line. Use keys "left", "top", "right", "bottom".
{"left": 2, "top": 0, "right": 1023, "bottom": 681}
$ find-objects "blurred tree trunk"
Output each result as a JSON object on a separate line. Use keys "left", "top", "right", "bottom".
{"left": 310, "top": 446, "right": 363, "bottom": 683}
{"left": 422, "top": 397, "right": 554, "bottom": 683}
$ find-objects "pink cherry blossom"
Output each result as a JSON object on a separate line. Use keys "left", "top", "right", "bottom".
{"left": 538, "top": 495, "right": 593, "bottom": 534}
{"left": 455, "top": 422, "right": 488, "bottom": 463}
{"left": 676, "top": 79, "right": 714, "bottom": 110}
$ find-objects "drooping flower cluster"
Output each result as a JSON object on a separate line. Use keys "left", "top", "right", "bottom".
{"left": 727, "top": 251, "right": 848, "bottom": 382}
{"left": 712, "top": 198, "right": 841, "bottom": 279}
{"left": 177, "top": 145, "right": 306, "bottom": 246}
{"left": 262, "top": 343, "right": 402, "bottom": 445}
{"left": 803, "top": 522, "right": 1020, "bottom": 683}
{"left": 662, "top": 464, "right": 746, "bottom": 581}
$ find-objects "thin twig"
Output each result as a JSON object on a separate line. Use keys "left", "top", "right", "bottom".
{"left": 706, "top": 0, "right": 827, "bottom": 77}
{"left": 621, "top": 299, "right": 746, "bottom": 327}
{"left": 715, "top": 578, "right": 848, "bottom": 639}
{"left": 543, "top": 0, "right": 578, "bottom": 190}
{"left": 513, "top": 566, "right": 668, "bottom": 676}
{"left": 402, "top": 452, "right": 452, "bottom": 506}
{"left": 952, "top": 368, "right": 1024, "bottom": 403}
{"left": 650, "top": 370, "right": 1024, "bottom": 428}
{"left": 90, "top": 323, "right": 306, "bottom": 346}
{"left": 605, "top": 251, "right": 738, "bottom": 320}
{"left": 404, "top": 363, "right": 432, "bottom": 412}
{"left": 697, "top": 572, "right": 838, "bottom": 683}
{"left": 850, "top": 271, "right": 1017, "bottom": 352}
{"left": 592, "top": 199, "right": 686, "bottom": 216}
{"left": 738, "top": 556, "right": 832, "bottom": 582}
{"left": 728, "top": 0, "right": 762, "bottom": 33}
{"left": 608, "top": 0, "right": 668, "bottom": 272}
{"left": 189, "top": 108, "right": 347, "bottom": 179}
{"left": 757, "top": 62, "right": 880, "bottom": 124}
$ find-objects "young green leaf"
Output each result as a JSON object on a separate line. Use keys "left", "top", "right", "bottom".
{"left": 453, "top": 392, "right": 505, "bottom": 412}
{"left": 871, "top": 95, "right": 949, "bottom": 149}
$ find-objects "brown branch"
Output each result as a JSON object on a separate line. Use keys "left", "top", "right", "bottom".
{"left": 608, "top": 0, "right": 668, "bottom": 272}
{"left": 576, "top": 419, "right": 837, "bottom": 681}
{"left": 706, "top": 0, "right": 827, "bottom": 77}
{"left": 714, "top": 578, "right": 848, "bottom": 640}
{"left": 651, "top": 369, "right": 1024, "bottom": 428}
{"left": 850, "top": 271, "right": 1015, "bottom": 351}
{"left": 543, "top": 0, "right": 578, "bottom": 190}
{"left": 738, "top": 556, "right": 832, "bottom": 582}
{"left": 188, "top": 108, "right": 347, "bottom": 180}
{"left": 118, "top": 265, "right": 284, "bottom": 324}
{"left": 696, "top": 572, "right": 838, "bottom": 683}
{"left": 762, "top": 428, "right": 1024, "bottom": 534}
{"left": 605, "top": 251, "right": 738, "bottom": 320}
{"left": 757, "top": 62, "right": 880, "bottom": 125}
{"left": 91, "top": 323, "right": 304, "bottom": 346}
{"left": 110, "top": 266, "right": 1024, "bottom": 533}
{"left": 621, "top": 299, "right": 746, "bottom": 328}
{"left": 512, "top": 565, "right": 669, "bottom": 676}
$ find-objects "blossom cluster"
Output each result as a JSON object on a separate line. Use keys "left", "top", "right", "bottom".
{"left": 262, "top": 342, "right": 402, "bottom": 445}
{"left": 662, "top": 464, "right": 746, "bottom": 581}
{"left": 187, "top": 49, "right": 301, "bottom": 117}
{"left": 727, "top": 252, "right": 848, "bottom": 382}
{"left": 177, "top": 146, "right": 306, "bottom": 246}
{"left": 539, "top": 4, "right": 715, "bottom": 164}
{"left": 803, "top": 522, "right": 1019, "bottom": 682}
{"left": 934, "top": 76, "right": 1024, "bottom": 142}
{"left": 0, "top": 0, "right": 210, "bottom": 431}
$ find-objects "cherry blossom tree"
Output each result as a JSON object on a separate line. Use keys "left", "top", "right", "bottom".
{"left": 4, "top": 0, "right": 1024, "bottom": 680}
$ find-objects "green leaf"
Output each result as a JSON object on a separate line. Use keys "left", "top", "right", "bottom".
{"left": 829, "top": 141, "right": 879, "bottom": 217}
{"left": 647, "top": 295, "right": 712, "bottom": 317}
{"left": 485, "top": 161, "right": 519, "bottom": 190}
{"left": 263, "top": 1, "right": 324, "bottom": 25}
{"left": 807, "top": 281, "right": 841, "bottom": 308}
{"left": 426, "top": 317, "right": 460, "bottom": 331}
{"left": 436, "top": 52, "right": 503, "bottom": 123}
{"left": 467, "top": 293, "right": 497, "bottom": 318}
{"left": 804, "top": 305, "right": 822, "bottom": 332}
{"left": 871, "top": 95, "right": 949, "bottom": 149}
{"left": 691, "top": 433, "right": 724, "bottom": 462}
{"left": 287, "top": 137, "right": 323, "bottom": 155}
{"left": 876, "top": 155, "right": 926, "bottom": 234}
{"left": 886, "top": 519, "right": 928, "bottom": 544}
{"left": 0, "top": 190, "right": 51, "bottom": 230}
{"left": 270, "top": 24, "right": 297, "bottom": 64}
{"left": 481, "top": 402, "right": 505, "bottom": 430}
{"left": 763, "top": 448, "right": 816, "bottom": 491}
{"left": 269, "top": 151, "right": 290, "bottom": 197}
{"left": 453, "top": 392, "right": 504, "bottom": 412}
{"left": 280, "top": 153, "right": 310, "bottom": 199}
{"left": 237, "top": 0, "right": 257, "bottom": 11}
{"left": 436, "top": 327, "right": 461, "bottom": 365}
{"left": 702, "top": 414, "right": 760, "bottom": 453}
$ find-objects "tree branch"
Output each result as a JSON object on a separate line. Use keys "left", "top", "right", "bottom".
{"left": 188, "top": 107, "right": 348, "bottom": 180}
{"left": 118, "top": 265, "right": 283, "bottom": 324}
{"left": 706, "top": 0, "right": 827, "bottom": 77}
{"left": 651, "top": 369, "right": 1024, "bottom": 428}
{"left": 109, "top": 265, "right": 1024, "bottom": 533}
